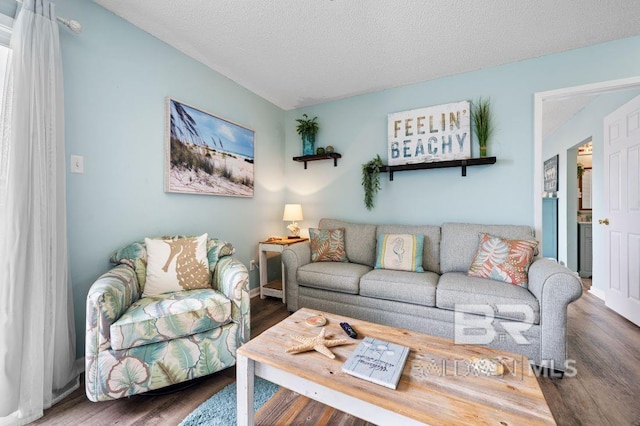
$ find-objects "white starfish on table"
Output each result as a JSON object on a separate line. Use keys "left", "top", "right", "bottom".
{"left": 286, "top": 327, "right": 352, "bottom": 359}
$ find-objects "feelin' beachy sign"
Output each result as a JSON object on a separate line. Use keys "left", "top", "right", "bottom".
{"left": 388, "top": 100, "right": 470, "bottom": 166}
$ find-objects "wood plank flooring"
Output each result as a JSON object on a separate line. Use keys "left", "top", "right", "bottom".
{"left": 35, "top": 289, "right": 640, "bottom": 425}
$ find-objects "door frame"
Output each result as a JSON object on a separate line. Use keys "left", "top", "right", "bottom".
{"left": 533, "top": 76, "right": 640, "bottom": 298}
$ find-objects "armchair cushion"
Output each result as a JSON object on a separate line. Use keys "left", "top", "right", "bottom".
{"left": 143, "top": 234, "right": 210, "bottom": 296}
{"left": 110, "top": 288, "right": 232, "bottom": 351}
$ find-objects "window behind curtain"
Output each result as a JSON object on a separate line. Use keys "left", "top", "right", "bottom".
{"left": 0, "top": 11, "right": 11, "bottom": 105}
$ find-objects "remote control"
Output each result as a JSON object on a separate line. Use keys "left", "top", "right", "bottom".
{"left": 340, "top": 322, "right": 358, "bottom": 338}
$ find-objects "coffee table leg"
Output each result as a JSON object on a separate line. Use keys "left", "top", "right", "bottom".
{"left": 236, "top": 354, "right": 255, "bottom": 426}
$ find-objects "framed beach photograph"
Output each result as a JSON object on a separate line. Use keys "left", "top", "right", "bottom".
{"left": 543, "top": 155, "right": 559, "bottom": 193}
{"left": 165, "top": 98, "right": 254, "bottom": 197}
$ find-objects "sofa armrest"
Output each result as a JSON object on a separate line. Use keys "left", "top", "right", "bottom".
{"left": 527, "top": 258, "right": 583, "bottom": 370}
{"left": 282, "top": 241, "right": 311, "bottom": 312}
{"left": 213, "top": 256, "right": 250, "bottom": 344}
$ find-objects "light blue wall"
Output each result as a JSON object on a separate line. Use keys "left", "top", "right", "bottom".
{"left": 10, "top": 0, "right": 640, "bottom": 359}
{"left": 543, "top": 89, "right": 640, "bottom": 289}
{"left": 285, "top": 36, "right": 640, "bottom": 235}
{"left": 54, "top": 0, "right": 286, "bottom": 357}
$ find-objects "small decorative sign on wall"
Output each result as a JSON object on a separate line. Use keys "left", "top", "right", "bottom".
{"left": 543, "top": 155, "right": 559, "bottom": 194}
{"left": 387, "top": 101, "right": 471, "bottom": 166}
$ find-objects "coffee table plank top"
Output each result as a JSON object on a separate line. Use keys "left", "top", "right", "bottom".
{"left": 238, "top": 308, "right": 555, "bottom": 425}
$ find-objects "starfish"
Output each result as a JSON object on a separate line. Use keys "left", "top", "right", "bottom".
{"left": 286, "top": 328, "right": 352, "bottom": 359}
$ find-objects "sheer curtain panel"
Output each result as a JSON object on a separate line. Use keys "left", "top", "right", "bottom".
{"left": 0, "top": 1, "right": 78, "bottom": 424}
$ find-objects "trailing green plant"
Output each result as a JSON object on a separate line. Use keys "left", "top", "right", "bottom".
{"left": 471, "top": 97, "right": 494, "bottom": 156}
{"left": 577, "top": 163, "right": 585, "bottom": 179}
{"left": 361, "top": 154, "right": 384, "bottom": 210}
{"left": 295, "top": 114, "right": 319, "bottom": 137}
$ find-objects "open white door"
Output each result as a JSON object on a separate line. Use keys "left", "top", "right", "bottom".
{"left": 603, "top": 94, "right": 640, "bottom": 326}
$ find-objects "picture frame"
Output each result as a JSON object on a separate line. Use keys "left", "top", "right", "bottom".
{"left": 165, "top": 98, "right": 254, "bottom": 197}
{"left": 543, "top": 155, "right": 559, "bottom": 193}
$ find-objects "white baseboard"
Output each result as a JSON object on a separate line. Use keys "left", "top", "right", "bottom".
{"left": 75, "top": 356, "right": 85, "bottom": 374}
{"left": 250, "top": 287, "right": 260, "bottom": 298}
{"left": 589, "top": 287, "right": 605, "bottom": 301}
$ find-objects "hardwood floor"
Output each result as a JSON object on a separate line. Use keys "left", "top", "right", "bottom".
{"left": 36, "top": 290, "right": 640, "bottom": 425}
{"left": 537, "top": 289, "right": 640, "bottom": 425}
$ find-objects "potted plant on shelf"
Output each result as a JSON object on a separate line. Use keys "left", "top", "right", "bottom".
{"left": 471, "top": 97, "right": 494, "bottom": 157}
{"left": 361, "top": 154, "right": 384, "bottom": 210}
{"left": 295, "top": 114, "right": 319, "bottom": 156}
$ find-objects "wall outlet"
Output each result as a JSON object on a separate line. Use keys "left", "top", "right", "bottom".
{"left": 249, "top": 260, "right": 257, "bottom": 271}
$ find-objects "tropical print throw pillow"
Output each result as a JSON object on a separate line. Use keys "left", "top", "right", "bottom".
{"left": 375, "top": 233, "right": 425, "bottom": 272}
{"left": 310, "top": 228, "right": 349, "bottom": 262}
{"left": 467, "top": 233, "right": 538, "bottom": 287}
{"left": 143, "top": 233, "right": 211, "bottom": 296}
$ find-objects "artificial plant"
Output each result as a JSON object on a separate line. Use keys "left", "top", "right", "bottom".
{"left": 295, "top": 114, "right": 319, "bottom": 137}
{"left": 361, "top": 154, "right": 384, "bottom": 210}
{"left": 471, "top": 97, "right": 494, "bottom": 157}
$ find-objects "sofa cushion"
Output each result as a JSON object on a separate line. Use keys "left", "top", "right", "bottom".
{"left": 319, "top": 218, "right": 377, "bottom": 267}
{"left": 377, "top": 224, "right": 441, "bottom": 273}
{"left": 436, "top": 272, "right": 540, "bottom": 324}
{"left": 297, "top": 262, "right": 372, "bottom": 294}
{"left": 440, "top": 223, "right": 535, "bottom": 274}
{"left": 110, "top": 288, "right": 232, "bottom": 350}
{"left": 360, "top": 269, "right": 439, "bottom": 307}
{"left": 375, "top": 234, "right": 424, "bottom": 272}
{"left": 467, "top": 233, "right": 538, "bottom": 287}
{"left": 309, "top": 227, "right": 349, "bottom": 262}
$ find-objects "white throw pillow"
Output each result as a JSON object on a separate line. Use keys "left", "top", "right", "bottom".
{"left": 375, "top": 234, "right": 424, "bottom": 272}
{"left": 143, "top": 233, "right": 210, "bottom": 297}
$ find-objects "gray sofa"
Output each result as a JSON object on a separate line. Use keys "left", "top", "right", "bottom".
{"left": 282, "top": 219, "right": 583, "bottom": 372}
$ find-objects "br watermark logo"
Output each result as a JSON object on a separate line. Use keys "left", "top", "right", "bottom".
{"left": 453, "top": 304, "right": 578, "bottom": 378}
{"left": 454, "top": 304, "right": 535, "bottom": 345}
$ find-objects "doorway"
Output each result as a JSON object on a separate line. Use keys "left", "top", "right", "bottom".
{"left": 576, "top": 140, "right": 593, "bottom": 279}
{"left": 534, "top": 76, "right": 640, "bottom": 301}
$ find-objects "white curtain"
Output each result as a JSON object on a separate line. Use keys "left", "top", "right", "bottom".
{"left": 0, "top": 1, "right": 78, "bottom": 424}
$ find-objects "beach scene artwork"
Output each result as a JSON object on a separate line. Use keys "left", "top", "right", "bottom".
{"left": 165, "top": 98, "right": 254, "bottom": 197}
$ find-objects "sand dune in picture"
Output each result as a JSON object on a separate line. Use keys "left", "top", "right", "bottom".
{"left": 169, "top": 143, "right": 253, "bottom": 197}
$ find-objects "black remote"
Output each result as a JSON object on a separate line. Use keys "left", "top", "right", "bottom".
{"left": 340, "top": 322, "right": 357, "bottom": 338}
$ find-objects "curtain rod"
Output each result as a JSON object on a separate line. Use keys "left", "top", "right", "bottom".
{"left": 15, "top": 0, "right": 82, "bottom": 33}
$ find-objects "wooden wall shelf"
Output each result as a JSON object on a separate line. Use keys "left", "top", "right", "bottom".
{"left": 293, "top": 153, "right": 341, "bottom": 169}
{"left": 379, "top": 157, "right": 496, "bottom": 180}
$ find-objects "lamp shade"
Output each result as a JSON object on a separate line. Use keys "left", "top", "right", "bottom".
{"left": 283, "top": 204, "right": 303, "bottom": 221}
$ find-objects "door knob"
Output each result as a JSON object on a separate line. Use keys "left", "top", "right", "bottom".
{"left": 598, "top": 218, "right": 610, "bottom": 225}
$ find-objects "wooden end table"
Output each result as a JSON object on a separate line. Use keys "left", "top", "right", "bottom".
{"left": 258, "top": 238, "right": 308, "bottom": 304}
{"left": 237, "top": 308, "right": 555, "bottom": 425}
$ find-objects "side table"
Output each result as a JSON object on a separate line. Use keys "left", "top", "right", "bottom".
{"left": 259, "top": 238, "right": 308, "bottom": 304}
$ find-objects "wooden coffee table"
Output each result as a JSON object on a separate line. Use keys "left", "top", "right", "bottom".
{"left": 237, "top": 308, "right": 555, "bottom": 425}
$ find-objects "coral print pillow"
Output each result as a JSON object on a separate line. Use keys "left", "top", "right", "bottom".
{"left": 143, "top": 233, "right": 210, "bottom": 296}
{"left": 375, "top": 234, "right": 424, "bottom": 272}
{"left": 467, "top": 233, "right": 538, "bottom": 287}
{"left": 310, "top": 228, "right": 349, "bottom": 262}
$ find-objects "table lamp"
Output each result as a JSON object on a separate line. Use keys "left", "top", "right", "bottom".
{"left": 283, "top": 204, "right": 303, "bottom": 239}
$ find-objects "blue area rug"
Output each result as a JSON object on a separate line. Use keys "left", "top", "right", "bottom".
{"left": 180, "top": 377, "right": 280, "bottom": 426}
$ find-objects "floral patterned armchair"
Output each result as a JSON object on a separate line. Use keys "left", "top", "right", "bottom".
{"left": 85, "top": 236, "right": 250, "bottom": 401}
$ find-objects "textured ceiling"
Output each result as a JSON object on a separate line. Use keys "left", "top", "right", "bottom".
{"left": 95, "top": 0, "right": 640, "bottom": 111}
